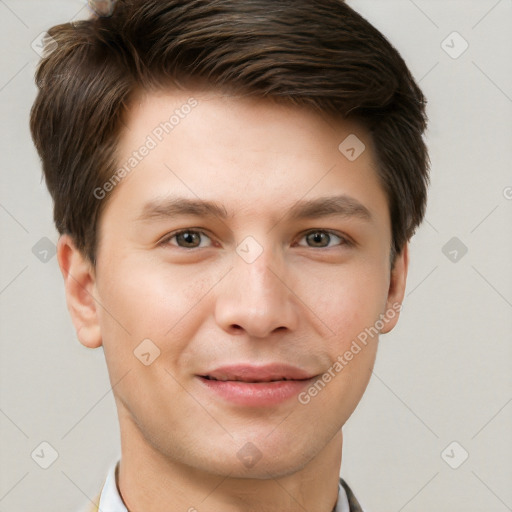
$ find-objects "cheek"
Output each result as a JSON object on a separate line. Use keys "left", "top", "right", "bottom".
{"left": 296, "top": 268, "right": 386, "bottom": 419}
{"left": 293, "top": 260, "right": 389, "bottom": 346}
{"left": 99, "top": 257, "right": 208, "bottom": 327}
{"left": 95, "top": 258, "right": 226, "bottom": 366}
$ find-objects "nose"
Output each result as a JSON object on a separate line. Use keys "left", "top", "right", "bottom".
{"left": 214, "top": 244, "right": 300, "bottom": 338}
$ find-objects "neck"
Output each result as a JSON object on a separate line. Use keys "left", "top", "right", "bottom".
{"left": 116, "top": 413, "right": 343, "bottom": 512}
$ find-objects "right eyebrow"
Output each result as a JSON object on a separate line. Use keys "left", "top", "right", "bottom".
{"left": 137, "top": 196, "right": 229, "bottom": 222}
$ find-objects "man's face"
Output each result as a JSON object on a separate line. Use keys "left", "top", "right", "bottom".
{"left": 81, "top": 90, "right": 406, "bottom": 478}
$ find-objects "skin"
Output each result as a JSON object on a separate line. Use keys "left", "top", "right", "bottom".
{"left": 58, "top": 89, "right": 408, "bottom": 512}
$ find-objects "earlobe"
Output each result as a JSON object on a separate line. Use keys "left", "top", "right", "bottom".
{"left": 57, "top": 235, "right": 102, "bottom": 348}
{"left": 380, "top": 243, "right": 409, "bottom": 335}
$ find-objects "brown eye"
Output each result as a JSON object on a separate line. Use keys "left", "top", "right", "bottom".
{"left": 307, "top": 231, "right": 330, "bottom": 247}
{"left": 176, "top": 231, "right": 201, "bottom": 248}
{"left": 297, "top": 230, "right": 348, "bottom": 248}
{"left": 163, "top": 230, "right": 213, "bottom": 249}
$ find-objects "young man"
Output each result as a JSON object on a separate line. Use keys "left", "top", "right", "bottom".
{"left": 30, "top": 0, "right": 429, "bottom": 510}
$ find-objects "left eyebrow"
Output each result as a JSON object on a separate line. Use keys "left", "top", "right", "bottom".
{"left": 283, "top": 195, "right": 372, "bottom": 222}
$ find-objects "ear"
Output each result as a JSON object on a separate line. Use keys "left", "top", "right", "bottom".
{"left": 380, "top": 243, "right": 409, "bottom": 335}
{"left": 57, "top": 234, "right": 102, "bottom": 348}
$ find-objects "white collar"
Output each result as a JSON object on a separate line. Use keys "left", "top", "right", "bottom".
{"left": 97, "top": 461, "right": 128, "bottom": 512}
{"left": 98, "top": 461, "right": 351, "bottom": 512}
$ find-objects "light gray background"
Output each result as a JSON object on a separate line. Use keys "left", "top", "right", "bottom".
{"left": 1, "top": 0, "right": 511, "bottom": 511}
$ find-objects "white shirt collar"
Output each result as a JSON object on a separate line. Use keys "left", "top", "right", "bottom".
{"left": 97, "top": 461, "right": 128, "bottom": 512}
{"left": 335, "top": 479, "right": 351, "bottom": 512}
{"left": 98, "top": 461, "right": 351, "bottom": 512}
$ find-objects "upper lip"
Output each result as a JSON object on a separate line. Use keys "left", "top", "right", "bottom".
{"left": 199, "top": 364, "right": 316, "bottom": 383}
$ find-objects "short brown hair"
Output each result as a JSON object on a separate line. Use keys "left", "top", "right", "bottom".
{"left": 30, "top": 0, "right": 429, "bottom": 265}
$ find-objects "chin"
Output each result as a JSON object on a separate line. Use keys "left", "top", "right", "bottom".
{"left": 198, "top": 437, "right": 321, "bottom": 480}
{"left": 202, "top": 457, "right": 311, "bottom": 481}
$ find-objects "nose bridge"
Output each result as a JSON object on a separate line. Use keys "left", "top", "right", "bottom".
{"left": 238, "top": 248, "right": 282, "bottom": 302}
{"left": 215, "top": 238, "right": 298, "bottom": 337}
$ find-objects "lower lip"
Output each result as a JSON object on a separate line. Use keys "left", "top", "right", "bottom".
{"left": 197, "top": 376, "right": 315, "bottom": 407}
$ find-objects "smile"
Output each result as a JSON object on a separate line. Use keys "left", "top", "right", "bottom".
{"left": 196, "top": 364, "right": 318, "bottom": 406}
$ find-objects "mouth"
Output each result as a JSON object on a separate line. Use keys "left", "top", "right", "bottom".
{"left": 200, "top": 375, "right": 309, "bottom": 383}
{"left": 198, "top": 363, "right": 316, "bottom": 383}
{"left": 196, "top": 364, "right": 318, "bottom": 406}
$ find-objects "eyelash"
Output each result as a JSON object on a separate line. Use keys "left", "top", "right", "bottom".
{"left": 159, "top": 228, "right": 353, "bottom": 250}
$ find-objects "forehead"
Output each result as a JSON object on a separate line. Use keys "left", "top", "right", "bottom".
{"left": 103, "top": 88, "right": 389, "bottom": 228}
{"left": 123, "top": 88, "right": 368, "bottom": 154}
